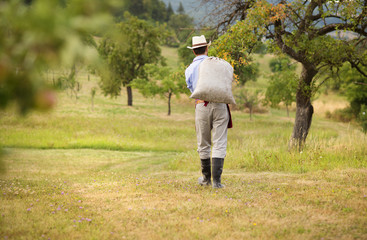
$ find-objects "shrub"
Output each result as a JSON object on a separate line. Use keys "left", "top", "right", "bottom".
{"left": 326, "top": 107, "right": 355, "bottom": 122}
{"left": 359, "top": 105, "right": 367, "bottom": 134}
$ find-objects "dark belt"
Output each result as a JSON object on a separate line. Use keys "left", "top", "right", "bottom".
{"left": 195, "top": 99, "right": 209, "bottom": 106}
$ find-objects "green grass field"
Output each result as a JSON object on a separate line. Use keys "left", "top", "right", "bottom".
{"left": 1, "top": 48, "right": 367, "bottom": 239}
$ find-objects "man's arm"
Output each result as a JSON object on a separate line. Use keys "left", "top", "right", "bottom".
{"left": 185, "top": 67, "right": 194, "bottom": 93}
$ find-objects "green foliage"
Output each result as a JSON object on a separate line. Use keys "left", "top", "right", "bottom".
{"left": 235, "top": 88, "right": 262, "bottom": 120}
{"left": 208, "top": 15, "right": 262, "bottom": 85}
{"left": 178, "top": 37, "right": 195, "bottom": 65}
{"left": 55, "top": 66, "right": 81, "bottom": 100}
{"left": 269, "top": 57, "right": 296, "bottom": 73}
{"left": 208, "top": 0, "right": 367, "bottom": 145}
{"left": 326, "top": 107, "right": 355, "bottom": 123}
{"left": 177, "top": 2, "right": 185, "bottom": 14}
{"left": 326, "top": 63, "right": 367, "bottom": 126}
{"left": 115, "top": 0, "right": 193, "bottom": 45}
{"left": 0, "top": 0, "right": 116, "bottom": 114}
{"left": 253, "top": 41, "right": 268, "bottom": 54}
{"left": 166, "top": 2, "right": 174, "bottom": 21}
{"left": 265, "top": 70, "right": 297, "bottom": 107}
{"left": 339, "top": 64, "right": 367, "bottom": 117}
{"left": 97, "top": 13, "right": 164, "bottom": 105}
{"left": 210, "top": 0, "right": 367, "bottom": 96}
{"left": 162, "top": 28, "right": 180, "bottom": 48}
{"left": 168, "top": 13, "right": 194, "bottom": 43}
{"left": 118, "top": 0, "right": 168, "bottom": 22}
{"left": 265, "top": 58, "right": 298, "bottom": 115}
{"left": 265, "top": 0, "right": 367, "bottom": 80}
{"left": 236, "top": 63, "right": 259, "bottom": 86}
{"left": 208, "top": 2, "right": 268, "bottom": 70}
{"left": 132, "top": 64, "right": 189, "bottom": 115}
{"left": 359, "top": 105, "right": 367, "bottom": 134}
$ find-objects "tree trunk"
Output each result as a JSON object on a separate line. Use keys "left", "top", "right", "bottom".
{"left": 167, "top": 92, "right": 172, "bottom": 116}
{"left": 127, "top": 86, "right": 133, "bottom": 106}
{"left": 286, "top": 105, "right": 289, "bottom": 118}
{"left": 289, "top": 64, "right": 317, "bottom": 150}
{"left": 249, "top": 106, "right": 253, "bottom": 121}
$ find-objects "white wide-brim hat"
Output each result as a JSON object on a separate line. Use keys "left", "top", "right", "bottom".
{"left": 187, "top": 35, "right": 211, "bottom": 49}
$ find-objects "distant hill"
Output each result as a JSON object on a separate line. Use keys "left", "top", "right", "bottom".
{"left": 161, "top": 0, "right": 199, "bottom": 14}
{"left": 162, "top": 0, "right": 211, "bottom": 25}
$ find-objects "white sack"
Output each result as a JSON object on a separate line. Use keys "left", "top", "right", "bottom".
{"left": 190, "top": 57, "right": 236, "bottom": 104}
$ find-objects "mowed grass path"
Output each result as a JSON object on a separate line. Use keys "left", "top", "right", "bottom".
{"left": 1, "top": 148, "right": 367, "bottom": 240}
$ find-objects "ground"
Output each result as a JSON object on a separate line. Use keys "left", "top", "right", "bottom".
{"left": 0, "top": 49, "right": 366, "bottom": 239}
{"left": 1, "top": 149, "right": 367, "bottom": 240}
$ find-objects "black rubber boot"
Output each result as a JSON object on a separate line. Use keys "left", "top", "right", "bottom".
{"left": 198, "top": 158, "right": 211, "bottom": 186}
{"left": 212, "top": 158, "right": 225, "bottom": 189}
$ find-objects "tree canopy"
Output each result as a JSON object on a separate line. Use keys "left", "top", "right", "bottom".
{"left": 168, "top": 11, "right": 194, "bottom": 43}
{"left": 115, "top": 0, "right": 169, "bottom": 23}
{"left": 340, "top": 64, "right": 367, "bottom": 117}
{"left": 166, "top": 2, "right": 174, "bottom": 21}
{"left": 265, "top": 58, "right": 298, "bottom": 117}
{"left": 177, "top": 2, "right": 185, "bottom": 14}
{"left": 113, "top": 0, "right": 194, "bottom": 46}
{"left": 205, "top": 0, "right": 367, "bottom": 148}
{"left": 0, "top": 0, "right": 117, "bottom": 114}
{"left": 132, "top": 64, "right": 188, "bottom": 115}
{"left": 97, "top": 13, "right": 164, "bottom": 106}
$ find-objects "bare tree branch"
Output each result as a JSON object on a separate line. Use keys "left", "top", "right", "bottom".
{"left": 354, "top": 36, "right": 367, "bottom": 47}
{"left": 297, "top": 0, "right": 319, "bottom": 37}
{"left": 200, "top": 0, "right": 255, "bottom": 33}
{"left": 316, "top": 63, "right": 330, "bottom": 71}
{"left": 309, "top": 14, "right": 344, "bottom": 21}
{"left": 274, "top": 20, "right": 304, "bottom": 63}
{"left": 316, "top": 23, "right": 367, "bottom": 37}
{"left": 315, "top": 76, "right": 331, "bottom": 91}
{"left": 350, "top": 61, "right": 367, "bottom": 78}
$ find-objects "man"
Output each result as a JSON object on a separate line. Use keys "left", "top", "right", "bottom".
{"left": 185, "top": 35, "right": 230, "bottom": 189}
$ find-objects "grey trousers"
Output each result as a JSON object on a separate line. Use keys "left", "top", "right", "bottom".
{"left": 195, "top": 102, "right": 229, "bottom": 159}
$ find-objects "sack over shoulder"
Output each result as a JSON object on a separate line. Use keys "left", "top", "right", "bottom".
{"left": 190, "top": 57, "right": 236, "bottom": 104}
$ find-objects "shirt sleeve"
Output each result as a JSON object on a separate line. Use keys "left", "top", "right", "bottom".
{"left": 185, "top": 68, "right": 193, "bottom": 93}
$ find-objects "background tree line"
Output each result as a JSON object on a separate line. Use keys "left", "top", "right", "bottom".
{"left": 95, "top": 0, "right": 194, "bottom": 109}
{"left": 114, "top": 0, "right": 194, "bottom": 46}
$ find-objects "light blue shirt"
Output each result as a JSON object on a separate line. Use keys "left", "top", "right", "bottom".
{"left": 185, "top": 55, "right": 208, "bottom": 93}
